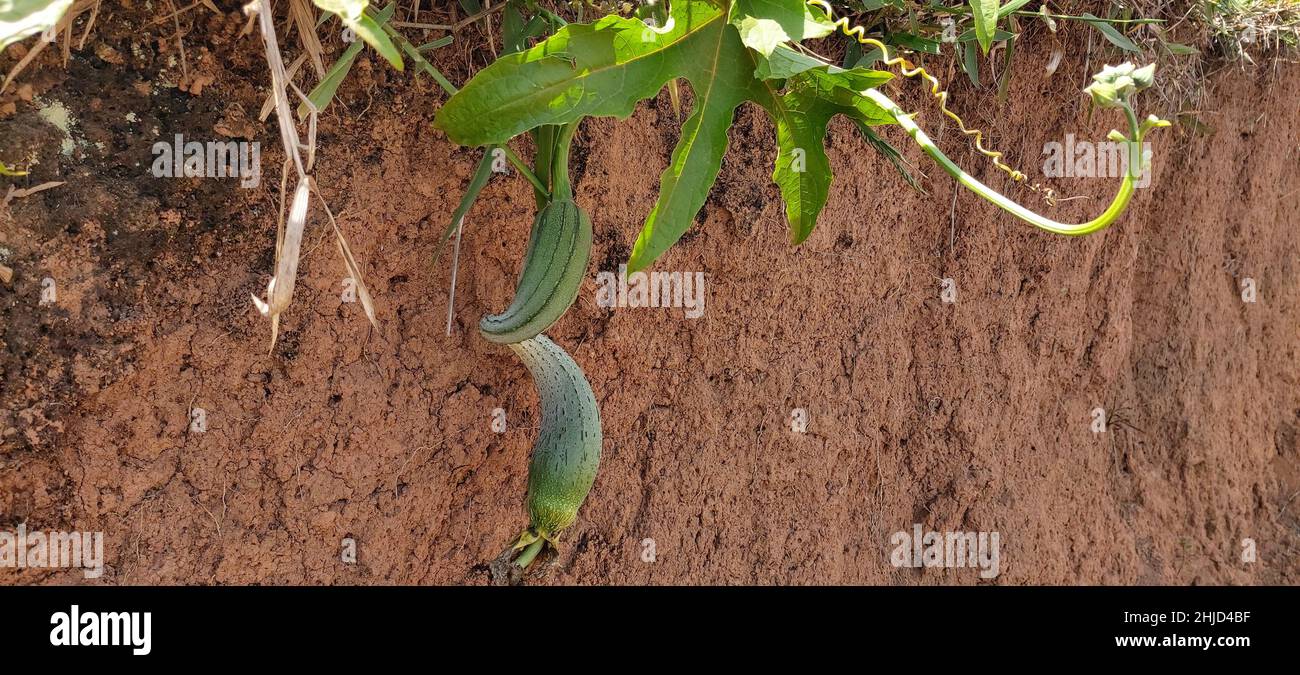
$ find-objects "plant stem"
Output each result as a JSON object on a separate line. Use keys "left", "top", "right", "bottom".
{"left": 377, "top": 9, "right": 549, "bottom": 198}
{"left": 536, "top": 6, "right": 568, "bottom": 28}
{"left": 864, "top": 89, "right": 1148, "bottom": 236}
{"left": 502, "top": 146, "right": 549, "bottom": 196}
{"left": 534, "top": 125, "right": 556, "bottom": 208}
{"left": 551, "top": 121, "right": 579, "bottom": 202}
{"left": 387, "top": 20, "right": 459, "bottom": 95}
{"left": 514, "top": 537, "right": 546, "bottom": 569}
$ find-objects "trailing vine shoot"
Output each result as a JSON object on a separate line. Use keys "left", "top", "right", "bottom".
{"left": 14, "top": 0, "right": 1281, "bottom": 596}
{"left": 433, "top": 0, "right": 1169, "bottom": 570}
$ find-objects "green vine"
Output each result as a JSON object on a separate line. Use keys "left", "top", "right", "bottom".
{"left": 432, "top": 0, "right": 1169, "bottom": 576}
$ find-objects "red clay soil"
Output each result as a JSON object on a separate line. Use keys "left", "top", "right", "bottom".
{"left": 1, "top": 4, "right": 1297, "bottom": 585}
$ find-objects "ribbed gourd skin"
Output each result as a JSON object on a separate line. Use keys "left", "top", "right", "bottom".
{"left": 507, "top": 334, "right": 602, "bottom": 540}
{"left": 480, "top": 200, "right": 592, "bottom": 344}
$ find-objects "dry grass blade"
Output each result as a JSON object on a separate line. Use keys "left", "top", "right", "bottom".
{"left": 445, "top": 217, "right": 463, "bottom": 336}
{"left": 1, "top": 0, "right": 98, "bottom": 92}
{"left": 60, "top": 10, "right": 71, "bottom": 65}
{"left": 1214, "top": 0, "right": 1300, "bottom": 62}
{"left": 2, "top": 33, "right": 52, "bottom": 94}
{"left": 250, "top": 0, "right": 306, "bottom": 172}
{"left": 148, "top": 0, "right": 201, "bottom": 25}
{"left": 289, "top": 0, "right": 326, "bottom": 78}
{"left": 310, "top": 178, "right": 377, "bottom": 329}
{"left": 7, "top": 180, "right": 65, "bottom": 198}
{"left": 248, "top": 0, "right": 308, "bottom": 351}
{"left": 250, "top": 177, "right": 309, "bottom": 350}
{"left": 246, "top": 0, "right": 378, "bottom": 352}
{"left": 164, "top": 0, "right": 189, "bottom": 81}
{"left": 77, "top": 0, "right": 102, "bottom": 50}
{"left": 294, "top": 78, "right": 318, "bottom": 171}
{"left": 259, "top": 53, "right": 308, "bottom": 122}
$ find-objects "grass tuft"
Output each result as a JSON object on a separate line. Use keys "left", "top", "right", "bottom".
{"left": 1201, "top": 0, "right": 1300, "bottom": 62}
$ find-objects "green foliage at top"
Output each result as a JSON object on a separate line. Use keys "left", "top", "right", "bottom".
{"left": 1, "top": 0, "right": 72, "bottom": 49}
{"left": 311, "top": 0, "right": 403, "bottom": 69}
{"left": 435, "top": 0, "right": 896, "bottom": 271}
{"left": 969, "top": 0, "right": 1001, "bottom": 53}
{"left": 730, "top": 0, "right": 836, "bottom": 55}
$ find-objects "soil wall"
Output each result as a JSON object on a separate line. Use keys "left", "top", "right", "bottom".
{"left": 2, "top": 5, "right": 1297, "bottom": 584}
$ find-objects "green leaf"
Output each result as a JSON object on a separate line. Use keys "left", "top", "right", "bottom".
{"left": 312, "top": 0, "right": 367, "bottom": 22}
{"left": 729, "top": 0, "right": 836, "bottom": 56}
{"left": 416, "top": 35, "right": 454, "bottom": 52}
{"left": 856, "top": 0, "right": 905, "bottom": 10}
{"left": 854, "top": 121, "right": 924, "bottom": 193}
{"left": 434, "top": 2, "right": 895, "bottom": 270}
{"left": 956, "top": 27, "right": 1014, "bottom": 43}
{"left": 745, "top": 45, "right": 895, "bottom": 244}
{"left": 770, "top": 69, "right": 895, "bottom": 243}
{"left": 800, "top": 1, "right": 837, "bottom": 40}
{"left": 301, "top": 41, "right": 364, "bottom": 119}
{"left": 1082, "top": 13, "right": 1141, "bottom": 53}
{"left": 755, "top": 43, "right": 829, "bottom": 79}
{"left": 436, "top": 2, "right": 730, "bottom": 145}
{"left": 755, "top": 43, "right": 892, "bottom": 90}
{"left": 502, "top": 0, "right": 527, "bottom": 53}
{"left": 997, "top": 0, "right": 1033, "bottom": 17}
{"left": 501, "top": 0, "right": 548, "bottom": 56}
{"left": 732, "top": 0, "right": 802, "bottom": 56}
{"left": 961, "top": 40, "right": 979, "bottom": 85}
{"left": 843, "top": 40, "right": 883, "bottom": 68}
{"left": 888, "top": 31, "right": 941, "bottom": 55}
{"left": 772, "top": 88, "right": 834, "bottom": 245}
{"left": 734, "top": 16, "right": 791, "bottom": 56}
{"left": 631, "top": 20, "right": 779, "bottom": 270}
{"left": 436, "top": 3, "right": 772, "bottom": 270}
{"left": 348, "top": 12, "right": 403, "bottom": 70}
{"left": 433, "top": 149, "right": 496, "bottom": 266}
{"left": 996, "top": 31, "right": 1016, "bottom": 102}
{"left": 1162, "top": 42, "right": 1199, "bottom": 55}
{"left": 1, "top": 0, "right": 72, "bottom": 49}
{"left": 970, "top": 0, "right": 1000, "bottom": 54}
{"left": 299, "top": 2, "right": 397, "bottom": 119}
{"left": 314, "top": 1, "right": 402, "bottom": 69}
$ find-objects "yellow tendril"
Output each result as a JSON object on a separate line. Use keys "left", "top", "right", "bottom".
{"left": 806, "top": 0, "right": 1059, "bottom": 205}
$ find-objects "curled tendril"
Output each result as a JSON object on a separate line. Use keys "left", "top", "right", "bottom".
{"left": 806, "top": 0, "right": 1170, "bottom": 235}
{"left": 804, "top": 0, "right": 1061, "bottom": 202}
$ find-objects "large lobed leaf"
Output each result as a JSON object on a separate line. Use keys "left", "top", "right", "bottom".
{"left": 435, "top": 1, "right": 896, "bottom": 271}
{"left": 729, "top": 0, "right": 836, "bottom": 56}
{"left": 435, "top": 2, "right": 745, "bottom": 147}
{"left": 756, "top": 45, "right": 893, "bottom": 243}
